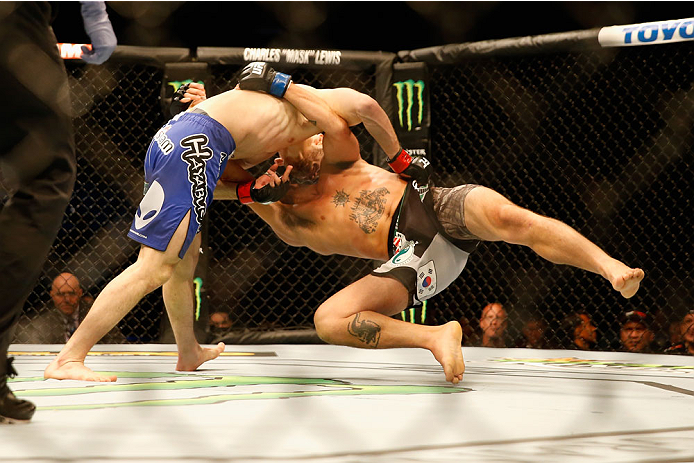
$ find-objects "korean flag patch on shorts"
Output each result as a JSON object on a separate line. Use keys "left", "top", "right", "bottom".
{"left": 417, "top": 260, "right": 437, "bottom": 299}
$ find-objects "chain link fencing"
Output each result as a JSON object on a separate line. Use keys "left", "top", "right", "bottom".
{"left": 11, "top": 38, "right": 693, "bottom": 354}
{"left": 423, "top": 42, "right": 693, "bottom": 352}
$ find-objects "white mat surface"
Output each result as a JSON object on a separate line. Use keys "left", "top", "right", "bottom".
{"left": 3, "top": 344, "right": 693, "bottom": 462}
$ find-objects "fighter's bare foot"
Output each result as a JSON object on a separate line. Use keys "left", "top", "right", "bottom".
{"left": 176, "top": 342, "right": 225, "bottom": 372}
{"left": 44, "top": 359, "right": 117, "bottom": 382}
{"left": 430, "top": 321, "right": 465, "bottom": 384}
{"left": 608, "top": 266, "right": 645, "bottom": 299}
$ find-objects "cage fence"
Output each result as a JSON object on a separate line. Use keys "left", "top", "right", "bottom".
{"left": 12, "top": 37, "right": 693, "bottom": 354}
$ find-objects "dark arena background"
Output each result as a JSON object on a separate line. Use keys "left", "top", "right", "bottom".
{"left": 9, "top": 2, "right": 694, "bottom": 353}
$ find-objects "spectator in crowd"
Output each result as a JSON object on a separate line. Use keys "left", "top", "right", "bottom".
{"left": 457, "top": 315, "right": 479, "bottom": 346}
{"left": 617, "top": 310, "right": 655, "bottom": 353}
{"left": 664, "top": 310, "right": 694, "bottom": 355}
{"left": 13, "top": 273, "right": 125, "bottom": 345}
{"left": 514, "top": 315, "right": 553, "bottom": 349}
{"left": 466, "top": 303, "right": 509, "bottom": 348}
{"left": 208, "top": 311, "right": 233, "bottom": 342}
{"left": 668, "top": 320, "right": 682, "bottom": 346}
{"left": 560, "top": 312, "right": 598, "bottom": 350}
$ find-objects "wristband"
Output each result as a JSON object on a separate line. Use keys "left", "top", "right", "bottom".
{"left": 270, "top": 73, "right": 291, "bottom": 98}
{"left": 387, "top": 148, "right": 413, "bottom": 174}
{"left": 236, "top": 181, "right": 254, "bottom": 204}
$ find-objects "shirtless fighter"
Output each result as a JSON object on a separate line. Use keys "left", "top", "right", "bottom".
{"left": 217, "top": 78, "right": 645, "bottom": 385}
{"left": 44, "top": 64, "right": 364, "bottom": 382}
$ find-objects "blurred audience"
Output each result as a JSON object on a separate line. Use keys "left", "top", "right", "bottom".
{"left": 560, "top": 312, "right": 597, "bottom": 350}
{"left": 514, "top": 315, "right": 554, "bottom": 349}
{"left": 664, "top": 310, "right": 694, "bottom": 356}
{"left": 13, "top": 273, "right": 125, "bottom": 344}
{"left": 457, "top": 315, "right": 478, "bottom": 346}
{"left": 208, "top": 311, "right": 233, "bottom": 342}
{"left": 466, "top": 302, "right": 509, "bottom": 347}
{"left": 668, "top": 320, "right": 682, "bottom": 346}
{"left": 617, "top": 310, "right": 655, "bottom": 353}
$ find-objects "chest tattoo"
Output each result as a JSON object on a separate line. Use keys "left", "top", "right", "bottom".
{"left": 331, "top": 189, "right": 350, "bottom": 207}
{"left": 349, "top": 187, "right": 389, "bottom": 234}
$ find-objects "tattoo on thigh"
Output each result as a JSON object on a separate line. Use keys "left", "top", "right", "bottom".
{"left": 347, "top": 313, "right": 381, "bottom": 347}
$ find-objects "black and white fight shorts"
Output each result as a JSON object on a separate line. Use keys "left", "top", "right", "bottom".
{"left": 372, "top": 182, "right": 480, "bottom": 306}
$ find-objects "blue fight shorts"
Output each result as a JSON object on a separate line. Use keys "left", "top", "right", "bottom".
{"left": 127, "top": 110, "right": 235, "bottom": 258}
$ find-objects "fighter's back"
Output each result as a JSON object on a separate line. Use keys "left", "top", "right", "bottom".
{"left": 193, "top": 89, "right": 321, "bottom": 168}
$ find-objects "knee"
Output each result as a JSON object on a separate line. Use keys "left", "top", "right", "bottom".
{"left": 134, "top": 261, "right": 176, "bottom": 291}
{"left": 494, "top": 203, "right": 537, "bottom": 236}
{"left": 313, "top": 304, "right": 340, "bottom": 343}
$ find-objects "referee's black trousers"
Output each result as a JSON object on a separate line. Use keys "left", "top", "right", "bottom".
{"left": 0, "top": 2, "right": 76, "bottom": 375}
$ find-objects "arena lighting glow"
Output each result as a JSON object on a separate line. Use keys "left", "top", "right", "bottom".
{"left": 56, "top": 43, "right": 91, "bottom": 59}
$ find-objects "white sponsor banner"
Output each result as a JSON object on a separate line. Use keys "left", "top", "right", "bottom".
{"left": 243, "top": 48, "right": 341, "bottom": 65}
{"left": 598, "top": 18, "right": 694, "bottom": 47}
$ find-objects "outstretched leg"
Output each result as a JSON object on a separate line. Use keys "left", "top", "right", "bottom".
{"left": 161, "top": 232, "right": 224, "bottom": 371}
{"left": 460, "top": 186, "right": 644, "bottom": 298}
{"left": 314, "top": 275, "right": 465, "bottom": 384}
{"left": 44, "top": 214, "right": 194, "bottom": 382}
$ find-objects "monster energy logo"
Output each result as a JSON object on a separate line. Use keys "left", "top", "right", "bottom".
{"left": 193, "top": 277, "right": 203, "bottom": 321}
{"left": 168, "top": 79, "right": 204, "bottom": 93}
{"left": 393, "top": 79, "right": 425, "bottom": 131}
{"left": 400, "top": 300, "right": 428, "bottom": 324}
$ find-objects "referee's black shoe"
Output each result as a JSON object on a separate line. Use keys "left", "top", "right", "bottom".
{"left": 0, "top": 357, "right": 35, "bottom": 424}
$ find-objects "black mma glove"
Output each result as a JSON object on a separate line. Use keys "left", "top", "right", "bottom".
{"left": 169, "top": 83, "right": 192, "bottom": 116}
{"left": 236, "top": 177, "right": 290, "bottom": 205}
{"left": 387, "top": 147, "right": 432, "bottom": 187}
{"left": 238, "top": 62, "right": 292, "bottom": 98}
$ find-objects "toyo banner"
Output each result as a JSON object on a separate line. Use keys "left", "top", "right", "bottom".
{"left": 599, "top": 18, "right": 694, "bottom": 47}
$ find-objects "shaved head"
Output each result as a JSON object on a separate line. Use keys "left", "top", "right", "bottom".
{"left": 50, "top": 273, "right": 83, "bottom": 316}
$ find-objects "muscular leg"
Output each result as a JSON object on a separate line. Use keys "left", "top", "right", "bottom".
{"left": 461, "top": 186, "right": 644, "bottom": 298}
{"left": 161, "top": 232, "right": 224, "bottom": 371}
{"left": 314, "top": 275, "right": 465, "bottom": 384}
{"left": 44, "top": 213, "right": 195, "bottom": 382}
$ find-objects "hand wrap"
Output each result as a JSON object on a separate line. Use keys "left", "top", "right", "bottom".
{"left": 238, "top": 62, "right": 291, "bottom": 98}
{"left": 387, "top": 147, "right": 432, "bottom": 187}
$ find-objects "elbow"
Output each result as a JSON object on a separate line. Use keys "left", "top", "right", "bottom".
{"left": 354, "top": 94, "right": 380, "bottom": 123}
{"left": 324, "top": 114, "right": 351, "bottom": 138}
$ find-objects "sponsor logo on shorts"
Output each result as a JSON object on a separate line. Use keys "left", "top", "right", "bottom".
{"left": 391, "top": 240, "right": 417, "bottom": 265}
{"left": 392, "top": 231, "right": 407, "bottom": 254}
{"left": 133, "top": 180, "right": 165, "bottom": 230}
{"left": 129, "top": 229, "right": 147, "bottom": 239}
{"left": 412, "top": 179, "right": 429, "bottom": 200}
{"left": 393, "top": 79, "right": 425, "bottom": 132}
{"left": 417, "top": 260, "right": 437, "bottom": 299}
{"left": 180, "top": 134, "right": 213, "bottom": 225}
{"left": 219, "top": 151, "right": 228, "bottom": 171}
{"left": 153, "top": 125, "right": 174, "bottom": 155}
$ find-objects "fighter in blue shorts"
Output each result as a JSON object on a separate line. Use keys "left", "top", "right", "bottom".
{"left": 46, "top": 64, "right": 374, "bottom": 382}
{"left": 127, "top": 110, "right": 234, "bottom": 259}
